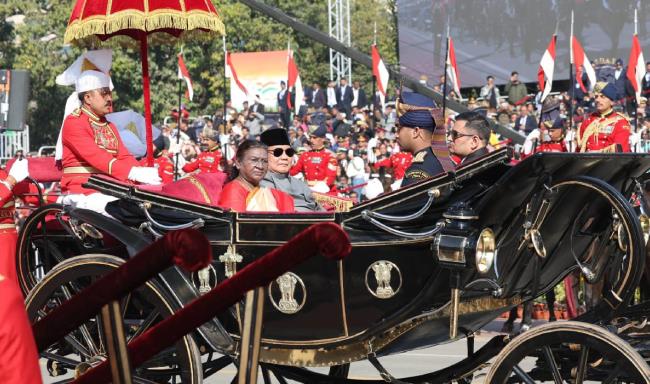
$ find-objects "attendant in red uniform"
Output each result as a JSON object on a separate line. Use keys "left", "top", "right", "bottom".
{"left": 182, "top": 129, "right": 223, "bottom": 175}
{"left": 0, "top": 274, "right": 42, "bottom": 384}
{"left": 60, "top": 70, "right": 161, "bottom": 214}
{"left": 577, "top": 82, "right": 631, "bottom": 153}
{"left": 373, "top": 151, "right": 413, "bottom": 191}
{"left": 219, "top": 140, "right": 294, "bottom": 212}
{"left": 0, "top": 158, "right": 29, "bottom": 282}
{"left": 521, "top": 98, "right": 568, "bottom": 159}
{"left": 289, "top": 123, "right": 338, "bottom": 194}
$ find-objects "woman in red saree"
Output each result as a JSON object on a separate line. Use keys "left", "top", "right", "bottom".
{"left": 218, "top": 140, "right": 294, "bottom": 212}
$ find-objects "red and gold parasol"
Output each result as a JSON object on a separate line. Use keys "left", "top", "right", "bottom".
{"left": 64, "top": 0, "right": 224, "bottom": 165}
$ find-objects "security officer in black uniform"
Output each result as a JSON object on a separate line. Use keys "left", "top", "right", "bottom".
{"left": 396, "top": 91, "right": 444, "bottom": 187}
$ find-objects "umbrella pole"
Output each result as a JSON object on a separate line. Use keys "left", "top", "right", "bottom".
{"left": 141, "top": 34, "right": 154, "bottom": 166}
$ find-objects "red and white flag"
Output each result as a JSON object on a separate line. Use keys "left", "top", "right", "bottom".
{"left": 177, "top": 52, "right": 193, "bottom": 101}
{"left": 571, "top": 36, "right": 596, "bottom": 92}
{"left": 225, "top": 51, "right": 248, "bottom": 96}
{"left": 537, "top": 35, "right": 556, "bottom": 102}
{"left": 627, "top": 34, "right": 646, "bottom": 104}
{"left": 445, "top": 37, "right": 461, "bottom": 96}
{"left": 287, "top": 48, "right": 303, "bottom": 114}
{"left": 372, "top": 44, "right": 390, "bottom": 107}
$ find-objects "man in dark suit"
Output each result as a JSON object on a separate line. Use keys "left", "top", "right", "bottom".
{"left": 448, "top": 111, "right": 490, "bottom": 166}
{"left": 277, "top": 81, "right": 290, "bottom": 128}
{"left": 514, "top": 105, "right": 538, "bottom": 134}
{"left": 311, "top": 82, "right": 326, "bottom": 110}
{"left": 352, "top": 80, "right": 368, "bottom": 109}
{"left": 613, "top": 58, "right": 626, "bottom": 101}
{"left": 251, "top": 94, "right": 265, "bottom": 115}
{"left": 336, "top": 78, "right": 353, "bottom": 118}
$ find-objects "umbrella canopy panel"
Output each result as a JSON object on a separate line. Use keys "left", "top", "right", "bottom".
{"left": 65, "top": 0, "right": 224, "bottom": 45}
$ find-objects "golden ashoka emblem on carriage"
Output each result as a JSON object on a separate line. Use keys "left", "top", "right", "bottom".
{"left": 365, "top": 260, "right": 402, "bottom": 299}
{"left": 268, "top": 272, "right": 307, "bottom": 314}
{"left": 191, "top": 265, "right": 217, "bottom": 295}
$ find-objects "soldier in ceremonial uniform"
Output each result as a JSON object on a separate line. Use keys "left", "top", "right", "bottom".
{"left": 290, "top": 123, "right": 338, "bottom": 194}
{"left": 182, "top": 129, "right": 223, "bottom": 175}
{"left": 396, "top": 92, "right": 444, "bottom": 187}
{"left": 60, "top": 70, "right": 160, "bottom": 214}
{"left": 373, "top": 151, "right": 413, "bottom": 191}
{"left": 521, "top": 99, "right": 568, "bottom": 159}
{"left": 260, "top": 128, "right": 322, "bottom": 211}
{"left": 577, "top": 81, "right": 631, "bottom": 153}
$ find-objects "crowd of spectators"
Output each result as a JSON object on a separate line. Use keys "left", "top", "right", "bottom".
{"left": 150, "top": 60, "right": 650, "bottom": 203}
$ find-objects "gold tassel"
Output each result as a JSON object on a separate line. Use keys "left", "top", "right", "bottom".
{"left": 64, "top": 10, "right": 225, "bottom": 44}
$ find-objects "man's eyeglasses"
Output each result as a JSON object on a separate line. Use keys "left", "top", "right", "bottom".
{"left": 269, "top": 148, "right": 295, "bottom": 157}
{"left": 448, "top": 130, "right": 476, "bottom": 141}
{"left": 95, "top": 88, "right": 112, "bottom": 98}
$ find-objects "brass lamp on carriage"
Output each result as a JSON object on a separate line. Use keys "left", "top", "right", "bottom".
{"left": 432, "top": 202, "right": 496, "bottom": 338}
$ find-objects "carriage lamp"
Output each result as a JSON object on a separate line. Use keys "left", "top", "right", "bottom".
{"left": 432, "top": 203, "right": 483, "bottom": 339}
{"left": 475, "top": 228, "right": 496, "bottom": 274}
{"left": 433, "top": 203, "right": 479, "bottom": 268}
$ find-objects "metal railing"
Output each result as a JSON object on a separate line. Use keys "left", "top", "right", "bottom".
{"left": 0, "top": 125, "right": 29, "bottom": 160}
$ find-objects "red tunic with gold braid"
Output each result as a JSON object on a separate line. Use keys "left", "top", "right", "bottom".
{"left": 577, "top": 109, "right": 631, "bottom": 153}
{"left": 375, "top": 152, "right": 413, "bottom": 180}
{"left": 61, "top": 106, "right": 139, "bottom": 194}
{"left": 0, "top": 169, "right": 17, "bottom": 283}
{"left": 182, "top": 146, "right": 223, "bottom": 174}
{"left": 289, "top": 147, "right": 338, "bottom": 191}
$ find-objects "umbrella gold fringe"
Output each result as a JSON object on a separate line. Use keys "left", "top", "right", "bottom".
{"left": 64, "top": 10, "right": 225, "bottom": 44}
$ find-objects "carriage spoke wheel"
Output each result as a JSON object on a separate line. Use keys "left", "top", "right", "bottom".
{"left": 25, "top": 254, "right": 202, "bottom": 383}
{"left": 17, "top": 204, "right": 78, "bottom": 295}
{"left": 486, "top": 321, "right": 649, "bottom": 383}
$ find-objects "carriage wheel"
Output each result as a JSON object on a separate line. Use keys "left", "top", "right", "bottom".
{"left": 485, "top": 321, "right": 649, "bottom": 383}
{"left": 17, "top": 204, "right": 74, "bottom": 295}
{"left": 25, "top": 254, "right": 203, "bottom": 384}
{"left": 551, "top": 177, "right": 646, "bottom": 320}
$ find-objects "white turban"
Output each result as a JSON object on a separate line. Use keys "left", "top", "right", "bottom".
{"left": 75, "top": 70, "right": 111, "bottom": 93}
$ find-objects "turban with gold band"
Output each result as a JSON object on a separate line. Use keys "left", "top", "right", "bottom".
{"left": 593, "top": 81, "right": 617, "bottom": 101}
{"left": 396, "top": 92, "right": 437, "bottom": 131}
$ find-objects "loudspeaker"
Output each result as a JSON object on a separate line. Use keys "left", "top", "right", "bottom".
{"left": 0, "top": 70, "right": 30, "bottom": 131}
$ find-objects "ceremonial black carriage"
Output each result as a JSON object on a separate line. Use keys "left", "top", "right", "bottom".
{"left": 17, "top": 149, "right": 650, "bottom": 383}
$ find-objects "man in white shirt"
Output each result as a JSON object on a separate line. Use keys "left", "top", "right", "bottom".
{"left": 326, "top": 81, "right": 337, "bottom": 110}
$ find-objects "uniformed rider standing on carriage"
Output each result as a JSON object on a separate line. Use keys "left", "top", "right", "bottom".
{"left": 395, "top": 92, "right": 444, "bottom": 187}
{"left": 59, "top": 70, "right": 161, "bottom": 214}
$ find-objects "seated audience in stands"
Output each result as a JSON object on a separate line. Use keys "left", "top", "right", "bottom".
{"left": 218, "top": 140, "right": 294, "bottom": 212}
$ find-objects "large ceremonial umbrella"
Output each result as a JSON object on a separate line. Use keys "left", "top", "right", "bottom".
{"left": 64, "top": 0, "right": 224, "bottom": 165}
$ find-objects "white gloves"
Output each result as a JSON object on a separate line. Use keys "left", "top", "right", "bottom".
{"left": 128, "top": 166, "right": 162, "bottom": 185}
{"left": 310, "top": 181, "right": 330, "bottom": 194}
{"left": 8, "top": 158, "right": 29, "bottom": 183}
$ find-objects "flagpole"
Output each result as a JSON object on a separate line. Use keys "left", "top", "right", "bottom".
{"left": 174, "top": 48, "right": 183, "bottom": 181}
{"left": 634, "top": 8, "right": 639, "bottom": 136}
{"left": 222, "top": 35, "right": 227, "bottom": 122}
{"left": 372, "top": 22, "right": 377, "bottom": 131}
{"left": 569, "top": 10, "right": 575, "bottom": 139}
{"left": 441, "top": 20, "right": 450, "bottom": 130}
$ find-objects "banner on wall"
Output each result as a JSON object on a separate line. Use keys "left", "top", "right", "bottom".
{"left": 228, "top": 50, "right": 288, "bottom": 112}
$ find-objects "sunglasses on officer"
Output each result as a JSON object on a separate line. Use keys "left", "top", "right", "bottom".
{"left": 269, "top": 147, "right": 296, "bottom": 157}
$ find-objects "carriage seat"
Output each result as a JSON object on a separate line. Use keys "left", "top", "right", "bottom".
{"left": 136, "top": 172, "right": 227, "bottom": 207}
